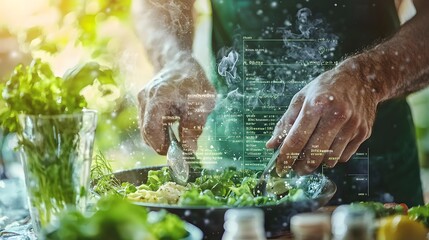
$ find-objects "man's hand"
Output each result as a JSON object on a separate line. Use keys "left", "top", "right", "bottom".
{"left": 138, "top": 56, "right": 216, "bottom": 155}
{"left": 133, "top": 0, "right": 216, "bottom": 154}
{"left": 266, "top": 61, "right": 381, "bottom": 175}
{"left": 266, "top": 0, "right": 429, "bottom": 175}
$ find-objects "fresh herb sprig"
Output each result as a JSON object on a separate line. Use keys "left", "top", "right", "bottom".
{"left": 0, "top": 59, "right": 115, "bottom": 133}
{"left": 90, "top": 152, "right": 124, "bottom": 196}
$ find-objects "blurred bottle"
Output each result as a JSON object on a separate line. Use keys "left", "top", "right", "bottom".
{"left": 291, "top": 212, "right": 331, "bottom": 240}
{"left": 222, "top": 208, "right": 266, "bottom": 240}
{"left": 331, "top": 205, "right": 375, "bottom": 240}
{"left": 1, "top": 29, "right": 31, "bottom": 180}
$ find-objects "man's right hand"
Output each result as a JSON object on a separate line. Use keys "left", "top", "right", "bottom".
{"left": 138, "top": 55, "right": 216, "bottom": 155}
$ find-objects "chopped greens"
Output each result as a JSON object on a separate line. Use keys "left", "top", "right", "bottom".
{"left": 94, "top": 167, "right": 313, "bottom": 207}
{"left": 145, "top": 167, "right": 173, "bottom": 191}
{"left": 91, "top": 153, "right": 123, "bottom": 197}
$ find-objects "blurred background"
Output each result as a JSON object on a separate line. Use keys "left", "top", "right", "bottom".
{"left": 0, "top": 0, "right": 428, "bottom": 201}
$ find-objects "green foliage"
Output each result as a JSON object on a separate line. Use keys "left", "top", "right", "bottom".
{"left": 124, "top": 168, "right": 309, "bottom": 207}
{"left": 144, "top": 167, "right": 173, "bottom": 191}
{"left": 63, "top": 61, "right": 115, "bottom": 92}
{"left": 408, "top": 204, "right": 429, "bottom": 228}
{"left": 0, "top": 58, "right": 115, "bottom": 228}
{"left": 1, "top": 59, "right": 83, "bottom": 132}
{"left": 351, "top": 202, "right": 406, "bottom": 218}
{"left": 1, "top": 0, "right": 138, "bottom": 160}
{"left": 0, "top": 59, "right": 116, "bottom": 133}
{"left": 178, "top": 189, "right": 224, "bottom": 207}
{"left": 91, "top": 153, "right": 123, "bottom": 197}
{"left": 44, "top": 196, "right": 188, "bottom": 240}
{"left": 20, "top": 114, "right": 85, "bottom": 227}
{"left": 180, "top": 169, "right": 278, "bottom": 207}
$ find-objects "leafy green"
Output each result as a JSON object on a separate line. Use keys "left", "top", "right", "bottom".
{"left": 0, "top": 59, "right": 85, "bottom": 132}
{"left": 351, "top": 202, "right": 405, "bottom": 218}
{"left": 0, "top": 59, "right": 115, "bottom": 133}
{"left": 178, "top": 189, "right": 224, "bottom": 207}
{"left": 91, "top": 153, "right": 123, "bottom": 197}
{"left": 143, "top": 167, "right": 173, "bottom": 191}
{"left": 0, "top": 59, "right": 115, "bottom": 229}
{"left": 408, "top": 204, "right": 429, "bottom": 228}
{"left": 123, "top": 168, "right": 309, "bottom": 207}
{"left": 44, "top": 196, "right": 188, "bottom": 240}
{"left": 63, "top": 61, "right": 115, "bottom": 90}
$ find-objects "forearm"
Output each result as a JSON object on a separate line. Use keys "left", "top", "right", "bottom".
{"left": 132, "top": 0, "right": 195, "bottom": 71}
{"left": 341, "top": 0, "right": 429, "bottom": 102}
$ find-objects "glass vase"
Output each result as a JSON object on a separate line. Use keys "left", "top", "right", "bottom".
{"left": 18, "top": 110, "right": 97, "bottom": 236}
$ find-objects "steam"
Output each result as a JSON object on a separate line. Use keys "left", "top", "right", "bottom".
{"left": 218, "top": 50, "right": 241, "bottom": 89}
{"left": 210, "top": 7, "right": 339, "bottom": 166}
{"left": 216, "top": 8, "right": 339, "bottom": 112}
{"left": 283, "top": 8, "right": 338, "bottom": 63}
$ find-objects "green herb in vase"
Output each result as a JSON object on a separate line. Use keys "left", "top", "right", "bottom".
{"left": 0, "top": 59, "right": 115, "bottom": 235}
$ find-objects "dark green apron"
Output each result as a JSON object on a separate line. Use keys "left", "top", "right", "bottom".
{"left": 206, "top": 0, "right": 423, "bottom": 206}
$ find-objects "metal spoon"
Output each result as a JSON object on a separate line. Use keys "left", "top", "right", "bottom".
{"left": 166, "top": 125, "right": 200, "bottom": 185}
{"left": 254, "top": 145, "right": 297, "bottom": 197}
{"left": 253, "top": 147, "right": 281, "bottom": 196}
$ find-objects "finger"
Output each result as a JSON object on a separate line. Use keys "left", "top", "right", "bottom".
{"left": 179, "top": 114, "right": 205, "bottom": 153}
{"left": 323, "top": 118, "right": 360, "bottom": 167}
{"left": 338, "top": 128, "right": 370, "bottom": 162}
{"left": 142, "top": 101, "right": 177, "bottom": 155}
{"left": 266, "top": 94, "right": 305, "bottom": 149}
{"left": 292, "top": 113, "right": 345, "bottom": 175}
{"left": 138, "top": 90, "right": 151, "bottom": 146}
{"left": 276, "top": 103, "right": 321, "bottom": 176}
{"left": 179, "top": 92, "right": 216, "bottom": 152}
{"left": 322, "top": 136, "right": 351, "bottom": 168}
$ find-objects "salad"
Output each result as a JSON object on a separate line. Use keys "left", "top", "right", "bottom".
{"left": 93, "top": 163, "right": 322, "bottom": 207}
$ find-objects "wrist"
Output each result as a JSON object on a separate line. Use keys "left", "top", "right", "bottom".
{"left": 337, "top": 54, "right": 389, "bottom": 103}
{"left": 162, "top": 51, "right": 195, "bottom": 69}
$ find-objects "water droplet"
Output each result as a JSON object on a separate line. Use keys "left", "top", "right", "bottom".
{"left": 256, "top": 9, "right": 263, "bottom": 15}
{"left": 271, "top": 1, "right": 278, "bottom": 8}
{"left": 328, "top": 96, "right": 334, "bottom": 101}
{"left": 284, "top": 20, "right": 292, "bottom": 26}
